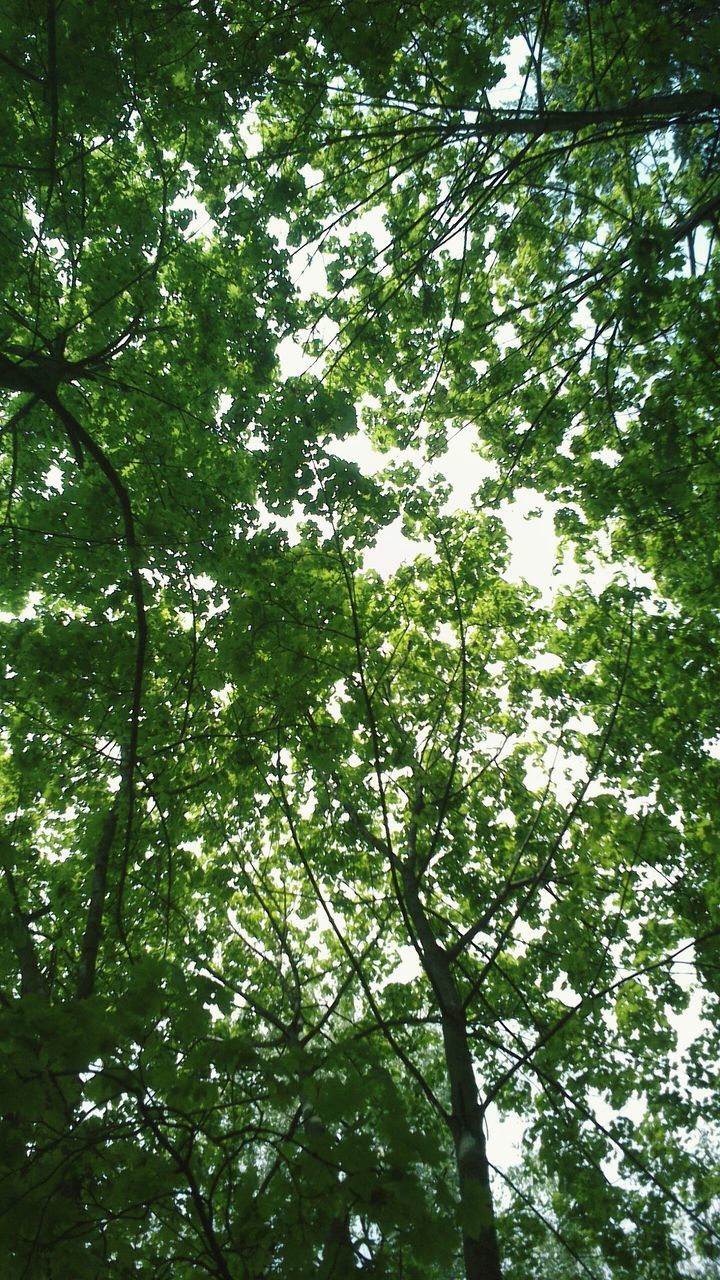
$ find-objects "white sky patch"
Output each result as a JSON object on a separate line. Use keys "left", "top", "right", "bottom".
{"left": 239, "top": 109, "right": 262, "bottom": 157}
{"left": 43, "top": 464, "right": 65, "bottom": 493}
{"left": 500, "top": 491, "right": 560, "bottom": 599}
{"left": 277, "top": 334, "right": 314, "bottom": 379}
{"left": 0, "top": 590, "right": 41, "bottom": 623}
{"left": 171, "top": 176, "right": 218, "bottom": 242}
{"left": 441, "top": 225, "right": 471, "bottom": 261}
{"left": 487, "top": 36, "right": 529, "bottom": 108}
{"left": 276, "top": 319, "right": 340, "bottom": 380}
{"left": 293, "top": 243, "right": 329, "bottom": 300}
{"left": 256, "top": 498, "right": 307, "bottom": 545}
{"left": 300, "top": 162, "right": 323, "bottom": 189}
{"left": 486, "top": 1105, "right": 527, "bottom": 1173}
{"left": 436, "top": 426, "right": 495, "bottom": 513}
{"left": 388, "top": 944, "right": 422, "bottom": 984}
{"left": 364, "top": 517, "right": 433, "bottom": 577}
{"left": 268, "top": 214, "right": 290, "bottom": 246}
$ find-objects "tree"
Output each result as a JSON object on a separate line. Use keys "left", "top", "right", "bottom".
{"left": 1, "top": 1, "right": 718, "bottom": 1277}
{"left": 261, "top": 0, "right": 720, "bottom": 604}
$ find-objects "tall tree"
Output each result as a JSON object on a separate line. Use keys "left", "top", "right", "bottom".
{"left": 1, "top": 2, "right": 718, "bottom": 1277}
{"left": 259, "top": 0, "right": 719, "bottom": 603}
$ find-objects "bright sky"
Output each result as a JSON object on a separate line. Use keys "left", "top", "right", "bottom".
{"left": 275, "top": 237, "right": 614, "bottom": 611}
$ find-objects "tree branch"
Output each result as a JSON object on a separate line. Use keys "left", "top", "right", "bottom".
{"left": 76, "top": 808, "right": 119, "bottom": 999}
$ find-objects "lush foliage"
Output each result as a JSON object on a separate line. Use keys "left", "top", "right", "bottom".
{"left": 1, "top": 2, "right": 719, "bottom": 1277}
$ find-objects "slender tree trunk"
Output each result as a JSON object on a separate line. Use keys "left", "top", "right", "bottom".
{"left": 401, "top": 863, "right": 502, "bottom": 1280}
{"left": 442, "top": 1009, "right": 503, "bottom": 1280}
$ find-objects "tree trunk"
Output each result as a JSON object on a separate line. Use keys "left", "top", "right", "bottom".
{"left": 443, "top": 1010, "right": 503, "bottom": 1280}
{"left": 401, "top": 863, "right": 502, "bottom": 1280}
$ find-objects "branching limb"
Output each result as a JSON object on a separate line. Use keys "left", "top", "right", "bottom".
{"left": 483, "top": 930, "right": 720, "bottom": 1111}
{"left": 47, "top": 395, "right": 148, "bottom": 937}
{"left": 274, "top": 766, "right": 447, "bottom": 1122}
{"left": 464, "top": 604, "right": 634, "bottom": 1007}
{"left": 489, "top": 1160, "right": 600, "bottom": 1279}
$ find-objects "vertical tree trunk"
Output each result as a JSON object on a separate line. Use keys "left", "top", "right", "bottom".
{"left": 442, "top": 1011, "right": 503, "bottom": 1280}
{"left": 401, "top": 864, "right": 502, "bottom": 1280}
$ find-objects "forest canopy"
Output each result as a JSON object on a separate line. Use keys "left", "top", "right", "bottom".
{"left": 0, "top": 1, "right": 719, "bottom": 1277}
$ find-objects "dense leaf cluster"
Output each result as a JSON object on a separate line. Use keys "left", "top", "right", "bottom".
{"left": 1, "top": 2, "right": 718, "bottom": 1277}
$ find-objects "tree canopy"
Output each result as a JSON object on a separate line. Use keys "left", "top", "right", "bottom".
{"left": 1, "top": 2, "right": 719, "bottom": 1277}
